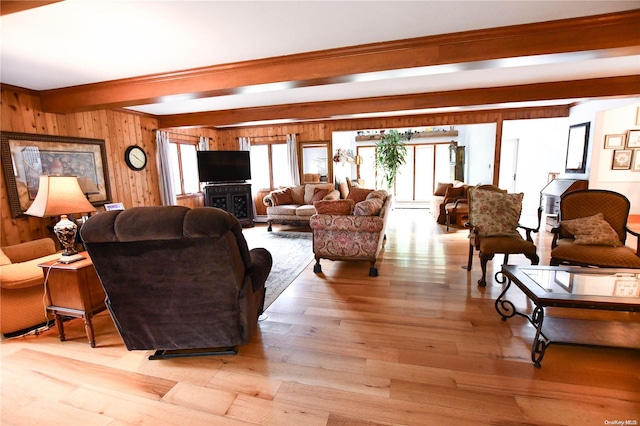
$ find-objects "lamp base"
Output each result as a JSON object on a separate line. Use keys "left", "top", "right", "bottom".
{"left": 59, "top": 253, "right": 85, "bottom": 264}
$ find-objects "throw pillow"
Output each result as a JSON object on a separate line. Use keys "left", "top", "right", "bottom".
{"left": 314, "top": 199, "right": 355, "bottom": 215}
{"left": 346, "top": 187, "right": 373, "bottom": 203}
{"left": 434, "top": 182, "right": 453, "bottom": 196}
{"left": 366, "top": 190, "right": 388, "bottom": 201}
{"left": 444, "top": 186, "right": 464, "bottom": 200}
{"left": 470, "top": 189, "right": 523, "bottom": 237}
{"left": 304, "top": 183, "right": 334, "bottom": 204}
{"left": 561, "top": 213, "right": 621, "bottom": 246}
{"left": 0, "top": 249, "right": 11, "bottom": 266}
{"left": 310, "top": 188, "right": 329, "bottom": 203}
{"left": 271, "top": 188, "right": 294, "bottom": 206}
{"left": 339, "top": 181, "right": 349, "bottom": 199}
{"left": 354, "top": 197, "right": 384, "bottom": 216}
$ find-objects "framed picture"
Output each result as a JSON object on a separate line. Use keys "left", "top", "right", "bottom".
{"left": 104, "top": 202, "right": 125, "bottom": 211}
{"left": 626, "top": 129, "right": 640, "bottom": 148}
{"left": 604, "top": 134, "right": 626, "bottom": 149}
{"left": 612, "top": 149, "right": 633, "bottom": 170}
{"left": 636, "top": 106, "right": 640, "bottom": 126}
{"left": 564, "top": 122, "right": 589, "bottom": 174}
{"left": 613, "top": 278, "right": 639, "bottom": 297}
{"left": 1, "top": 132, "right": 111, "bottom": 218}
{"left": 632, "top": 150, "right": 640, "bottom": 172}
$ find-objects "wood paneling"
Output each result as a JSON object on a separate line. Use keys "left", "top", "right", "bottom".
{"left": 0, "top": 86, "right": 162, "bottom": 246}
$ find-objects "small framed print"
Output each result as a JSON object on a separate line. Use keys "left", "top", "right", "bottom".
{"left": 636, "top": 106, "right": 640, "bottom": 126}
{"left": 613, "top": 278, "right": 639, "bottom": 297}
{"left": 632, "top": 150, "right": 640, "bottom": 172}
{"left": 604, "top": 134, "right": 626, "bottom": 149}
{"left": 104, "top": 202, "right": 125, "bottom": 211}
{"left": 612, "top": 149, "right": 633, "bottom": 170}
{"left": 627, "top": 129, "right": 640, "bottom": 148}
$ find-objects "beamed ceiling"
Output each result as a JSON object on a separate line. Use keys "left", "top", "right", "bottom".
{"left": 1, "top": 1, "right": 639, "bottom": 129}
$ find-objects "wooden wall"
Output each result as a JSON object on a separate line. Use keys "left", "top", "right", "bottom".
{"left": 0, "top": 86, "right": 163, "bottom": 246}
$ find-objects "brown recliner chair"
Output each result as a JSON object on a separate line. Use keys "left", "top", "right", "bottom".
{"left": 467, "top": 185, "right": 539, "bottom": 286}
{"left": 81, "top": 206, "right": 272, "bottom": 359}
{"left": 550, "top": 189, "right": 640, "bottom": 268}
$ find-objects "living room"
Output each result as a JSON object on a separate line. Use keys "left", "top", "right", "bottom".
{"left": 1, "top": 2, "right": 639, "bottom": 425}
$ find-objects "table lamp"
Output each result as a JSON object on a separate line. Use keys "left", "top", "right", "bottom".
{"left": 25, "top": 175, "right": 97, "bottom": 264}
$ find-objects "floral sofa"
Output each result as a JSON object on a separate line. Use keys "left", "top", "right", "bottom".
{"left": 263, "top": 183, "right": 339, "bottom": 231}
{"left": 310, "top": 189, "right": 391, "bottom": 277}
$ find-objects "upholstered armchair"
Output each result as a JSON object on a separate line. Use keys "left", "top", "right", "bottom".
{"left": 550, "top": 189, "right": 640, "bottom": 268}
{"left": 81, "top": 206, "right": 272, "bottom": 359}
{"left": 467, "top": 185, "right": 539, "bottom": 286}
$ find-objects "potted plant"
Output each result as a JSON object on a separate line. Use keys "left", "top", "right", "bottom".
{"left": 374, "top": 130, "right": 407, "bottom": 190}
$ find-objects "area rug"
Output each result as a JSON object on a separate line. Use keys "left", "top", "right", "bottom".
{"left": 244, "top": 231, "right": 314, "bottom": 309}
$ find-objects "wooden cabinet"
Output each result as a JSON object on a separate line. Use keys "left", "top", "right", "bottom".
{"left": 204, "top": 183, "right": 254, "bottom": 227}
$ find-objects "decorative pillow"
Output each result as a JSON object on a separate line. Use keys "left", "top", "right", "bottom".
{"left": 354, "top": 197, "right": 384, "bottom": 216}
{"left": 271, "top": 188, "right": 294, "bottom": 206}
{"left": 304, "top": 183, "right": 334, "bottom": 204}
{"left": 339, "top": 181, "right": 349, "bottom": 199}
{"left": 434, "top": 182, "right": 453, "bottom": 196}
{"left": 314, "top": 199, "right": 355, "bottom": 215}
{"left": 366, "top": 190, "right": 388, "bottom": 201}
{"left": 346, "top": 187, "right": 373, "bottom": 203}
{"left": 560, "top": 213, "right": 621, "bottom": 246}
{"left": 470, "top": 189, "right": 523, "bottom": 237}
{"left": 444, "top": 186, "right": 464, "bottom": 200}
{"left": 310, "top": 188, "right": 329, "bottom": 203}
{"left": 0, "top": 249, "right": 12, "bottom": 266}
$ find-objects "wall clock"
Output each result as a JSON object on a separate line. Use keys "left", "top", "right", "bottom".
{"left": 124, "top": 145, "right": 147, "bottom": 171}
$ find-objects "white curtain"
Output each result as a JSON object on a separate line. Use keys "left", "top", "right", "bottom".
{"left": 199, "top": 136, "right": 210, "bottom": 151}
{"left": 156, "top": 130, "right": 177, "bottom": 206}
{"left": 239, "top": 137, "right": 251, "bottom": 151}
{"left": 286, "top": 134, "right": 300, "bottom": 186}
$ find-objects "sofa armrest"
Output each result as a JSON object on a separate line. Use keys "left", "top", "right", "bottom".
{"left": 626, "top": 225, "right": 640, "bottom": 255}
{"left": 2, "top": 238, "right": 56, "bottom": 263}
{"left": 310, "top": 214, "right": 385, "bottom": 233}
{"left": 263, "top": 193, "right": 275, "bottom": 207}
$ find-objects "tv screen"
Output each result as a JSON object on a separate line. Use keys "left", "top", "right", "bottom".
{"left": 197, "top": 150, "right": 251, "bottom": 183}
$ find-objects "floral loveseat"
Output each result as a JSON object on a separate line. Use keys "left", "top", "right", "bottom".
{"left": 263, "top": 183, "right": 339, "bottom": 231}
{"left": 310, "top": 189, "right": 391, "bottom": 277}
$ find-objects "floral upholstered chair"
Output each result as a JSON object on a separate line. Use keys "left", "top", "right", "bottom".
{"left": 550, "top": 189, "right": 640, "bottom": 268}
{"left": 467, "top": 185, "right": 539, "bottom": 286}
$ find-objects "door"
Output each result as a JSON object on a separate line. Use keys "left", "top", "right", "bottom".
{"left": 499, "top": 138, "right": 519, "bottom": 193}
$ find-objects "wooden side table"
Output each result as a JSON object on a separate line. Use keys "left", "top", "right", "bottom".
{"left": 38, "top": 252, "right": 106, "bottom": 347}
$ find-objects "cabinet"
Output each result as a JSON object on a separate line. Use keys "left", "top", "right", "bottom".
{"left": 204, "top": 183, "right": 254, "bottom": 227}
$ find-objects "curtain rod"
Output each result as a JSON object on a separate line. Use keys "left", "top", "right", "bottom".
{"left": 153, "top": 129, "right": 202, "bottom": 140}
{"left": 236, "top": 133, "right": 299, "bottom": 140}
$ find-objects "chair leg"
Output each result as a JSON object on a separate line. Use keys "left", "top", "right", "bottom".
{"left": 527, "top": 252, "right": 540, "bottom": 266}
{"left": 313, "top": 258, "right": 322, "bottom": 273}
{"left": 369, "top": 261, "right": 378, "bottom": 277}
{"left": 267, "top": 220, "right": 273, "bottom": 232}
{"left": 478, "top": 252, "right": 494, "bottom": 287}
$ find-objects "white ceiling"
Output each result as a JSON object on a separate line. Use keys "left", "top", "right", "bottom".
{"left": 2, "top": 1, "right": 639, "bottom": 125}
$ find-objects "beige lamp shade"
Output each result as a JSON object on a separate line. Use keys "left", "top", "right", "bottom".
{"left": 25, "top": 175, "right": 97, "bottom": 217}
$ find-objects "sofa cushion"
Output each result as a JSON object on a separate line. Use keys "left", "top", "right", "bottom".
{"left": 470, "top": 189, "right": 523, "bottom": 237}
{"left": 444, "top": 186, "right": 465, "bottom": 200}
{"left": 271, "top": 188, "right": 294, "bottom": 206}
{"left": 304, "top": 183, "right": 335, "bottom": 204}
{"left": 560, "top": 213, "right": 622, "bottom": 246}
{"left": 434, "top": 182, "right": 453, "bottom": 196}
{"left": 291, "top": 186, "right": 305, "bottom": 205}
{"left": 354, "top": 197, "right": 384, "bottom": 216}
{"left": 0, "top": 253, "right": 62, "bottom": 290}
{"left": 347, "top": 187, "right": 373, "bottom": 203}
{"left": 296, "top": 205, "right": 317, "bottom": 217}
{"left": 311, "top": 188, "right": 329, "bottom": 203}
{"left": 366, "top": 190, "right": 388, "bottom": 201}
{"left": 314, "top": 199, "right": 355, "bottom": 215}
{"left": 1, "top": 249, "right": 11, "bottom": 266}
{"left": 267, "top": 205, "right": 299, "bottom": 215}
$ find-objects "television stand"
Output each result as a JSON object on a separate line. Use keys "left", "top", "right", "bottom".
{"left": 204, "top": 183, "right": 254, "bottom": 227}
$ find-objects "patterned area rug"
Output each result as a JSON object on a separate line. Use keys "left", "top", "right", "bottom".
{"left": 244, "top": 231, "right": 313, "bottom": 309}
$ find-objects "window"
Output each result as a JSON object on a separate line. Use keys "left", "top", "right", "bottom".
{"left": 250, "top": 142, "right": 290, "bottom": 190}
{"left": 170, "top": 140, "right": 200, "bottom": 196}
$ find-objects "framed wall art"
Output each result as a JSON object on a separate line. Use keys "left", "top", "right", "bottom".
{"left": 1, "top": 132, "right": 112, "bottom": 218}
{"left": 611, "top": 149, "right": 633, "bottom": 170}
{"left": 632, "top": 150, "right": 640, "bottom": 172}
{"left": 564, "top": 122, "right": 590, "bottom": 174}
{"left": 604, "top": 134, "right": 626, "bottom": 149}
{"left": 626, "top": 129, "right": 640, "bottom": 148}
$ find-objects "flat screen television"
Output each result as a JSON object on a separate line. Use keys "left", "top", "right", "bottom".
{"left": 197, "top": 150, "right": 251, "bottom": 183}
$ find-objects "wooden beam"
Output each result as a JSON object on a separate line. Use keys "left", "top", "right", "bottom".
{"left": 40, "top": 10, "right": 640, "bottom": 113}
{"left": 0, "top": 1, "right": 61, "bottom": 16}
{"left": 157, "top": 76, "right": 639, "bottom": 128}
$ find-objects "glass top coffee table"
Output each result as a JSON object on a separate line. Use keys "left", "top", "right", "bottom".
{"left": 496, "top": 265, "right": 640, "bottom": 367}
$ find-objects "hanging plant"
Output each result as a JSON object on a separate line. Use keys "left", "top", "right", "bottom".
{"left": 374, "top": 130, "right": 407, "bottom": 190}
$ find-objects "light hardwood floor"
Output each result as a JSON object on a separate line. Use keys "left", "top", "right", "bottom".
{"left": 2, "top": 208, "right": 639, "bottom": 425}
